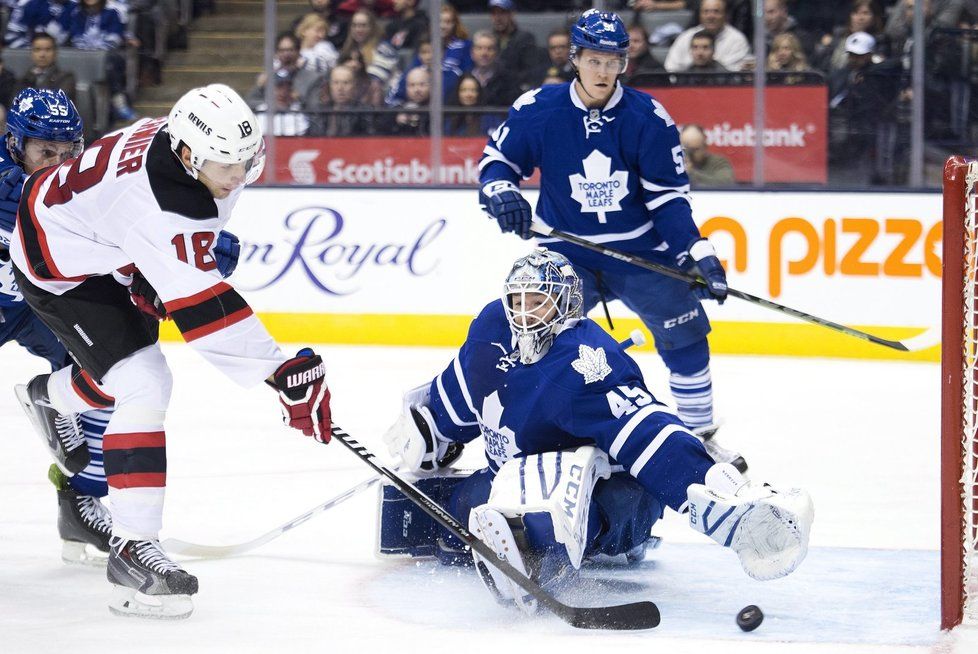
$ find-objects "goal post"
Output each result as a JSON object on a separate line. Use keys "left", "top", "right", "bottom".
{"left": 942, "top": 155, "right": 978, "bottom": 630}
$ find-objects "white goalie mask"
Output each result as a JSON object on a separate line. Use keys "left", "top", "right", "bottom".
{"left": 503, "top": 249, "right": 584, "bottom": 365}
{"left": 167, "top": 84, "right": 265, "bottom": 188}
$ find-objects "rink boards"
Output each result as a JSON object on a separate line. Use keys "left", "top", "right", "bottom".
{"left": 159, "top": 188, "right": 942, "bottom": 361}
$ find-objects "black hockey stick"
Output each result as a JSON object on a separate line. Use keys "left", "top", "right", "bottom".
{"left": 329, "top": 424, "right": 660, "bottom": 630}
{"left": 531, "top": 220, "right": 913, "bottom": 352}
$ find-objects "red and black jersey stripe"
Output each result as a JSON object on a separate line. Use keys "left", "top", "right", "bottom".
{"left": 165, "top": 281, "right": 254, "bottom": 342}
{"left": 16, "top": 167, "right": 88, "bottom": 283}
{"left": 70, "top": 364, "right": 115, "bottom": 409}
{"left": 103, "top": 431, "right": 166, "bottom": 489}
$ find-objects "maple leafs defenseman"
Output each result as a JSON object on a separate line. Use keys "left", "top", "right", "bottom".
{"left": 478, "top": 9, "right": 729, "bottom": 436}
{"left": 382, "top": 249, "right": 814, "bottom": 614}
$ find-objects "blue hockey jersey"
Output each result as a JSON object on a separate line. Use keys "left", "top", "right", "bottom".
{"left": 0, "top": 143, "right": 25, "bottom": 307}
{"left": 479, "top": 82, "right": 701, "bottom": 275}
{"left": 425, "top": 300, "right": 714, "bottom": 511}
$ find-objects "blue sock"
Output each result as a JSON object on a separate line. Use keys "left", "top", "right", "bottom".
{"left": 68, "top": 408, "right": 110, "bottom": 498}
{"left": 660, "top": 339, "right": 713, "bottom": 429}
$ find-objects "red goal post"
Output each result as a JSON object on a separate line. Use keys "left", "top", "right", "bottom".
{"left": 942, "top": 155, "right": 978, "bottom": 630}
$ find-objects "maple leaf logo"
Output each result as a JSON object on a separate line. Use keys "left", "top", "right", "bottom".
{"left": 568, "top": 150, "right": 629, "bottom": 224}
{"left": 571, "top": 345, "right": 612, "bottom": 384}
{"left": 512, "top": 88, "right": 541, "bottom": 111}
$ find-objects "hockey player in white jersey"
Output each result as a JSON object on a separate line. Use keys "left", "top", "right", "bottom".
{"left": 479, "top": 9, "right": 728, "bottom": 442}
{"left": 8, "top": 84, "right": 333, "bottom": 619}
{"left": 382, "top": 249, "right": 814, "bottom": 614}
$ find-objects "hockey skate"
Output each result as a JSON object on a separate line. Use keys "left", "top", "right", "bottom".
{"left": 50, "top": 464, "right": 111, "bottom": 566}
{"left": 107, "top": 538, "right": 198, "bottom": 619}
{"left": 693, "top": 423, "right": 748, "bottom": 474}
{"left": 15, "top": 374, "right": 89, "bottom": 475}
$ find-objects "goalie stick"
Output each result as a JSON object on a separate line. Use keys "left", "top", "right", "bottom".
{"left": 162, "top": 475, "right": 381, "bottom": 558}
{"left": 531, "top": 220, "right": 915, "bottom": 352}
{"left": 329, "top": 423, "right": 661, "bottom": 630}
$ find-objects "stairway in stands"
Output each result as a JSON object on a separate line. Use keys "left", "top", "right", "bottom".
{"left": 133, "top": 0, "right": 306, "bottom": 118}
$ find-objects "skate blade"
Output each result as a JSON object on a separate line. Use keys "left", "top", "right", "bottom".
{"left": 108, "top": 585, "right": 194, "bottom": 620}
{"left": 14, "top": 384, "right": 75, "bottom": 476}
{"left": 470, "top": 508, "right": 537, "bottom": 615}
{"left": 61, "top": 540, "right": 108, "bottom": 567}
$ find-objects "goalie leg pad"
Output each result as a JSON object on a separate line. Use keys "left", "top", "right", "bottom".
{"left": 588, "top": 472, "right": 663, "bottom": 562}
{"left": 377, "top": 472, "right": 472, "bottom": 559}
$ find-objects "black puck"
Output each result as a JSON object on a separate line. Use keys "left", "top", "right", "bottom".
{"left": 736, "top": 605, "right": 763, "bottom": 632}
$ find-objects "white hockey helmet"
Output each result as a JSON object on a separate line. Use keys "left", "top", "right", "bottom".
{"left": 167, "top": 84, "right": 265, "bottom": 186}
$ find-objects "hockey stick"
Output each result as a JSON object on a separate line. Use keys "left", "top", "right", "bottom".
{"left": 531, "top": 220, "right": 913, "bottom": 352}
{"left": 329, "top": 423, "right": 661, "bottom": 630}
{"left": 162, "top": 475, "right": 381, "bottom": 558}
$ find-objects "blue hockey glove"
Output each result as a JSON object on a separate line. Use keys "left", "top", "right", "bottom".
{"left": 0, "top": 167, "right": 27, "bottom": 232}
{"left": 479, "top": 180, "right": 533, "bottom": 240}
{"left": 214, "top": 230, "right": 240, "bottom": 278}
{"left": 679, "top": 238, "right": 728, "bottom": 304}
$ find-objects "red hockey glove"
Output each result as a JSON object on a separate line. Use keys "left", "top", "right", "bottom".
{"left": 129, "top": 271, "right": 168, "bottom": 319}
{"left": 268, "top": 349, "right": 332, "bottom": 443}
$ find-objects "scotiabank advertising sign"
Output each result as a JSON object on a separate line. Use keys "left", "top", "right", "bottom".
{"left": 639, "top": 85, "right": 827, "bottom": 184}
{"left": 266, "top": 86, "right": 826, "bottom": 186}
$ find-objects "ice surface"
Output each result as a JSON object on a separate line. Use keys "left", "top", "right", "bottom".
{"left": 1, "top": 341, "right": 975, "bottom": 653}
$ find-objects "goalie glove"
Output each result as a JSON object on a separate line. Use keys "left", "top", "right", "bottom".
{"left": 687, "top": 463, "right": 814, "bottom": 581}
{"left": 383, "top": 404, "right": 463, "bottom": 474}
{"left": 479, "top": 180, "right": 533, "bottom": 240}
{"left": 678, "top": 238, "right": 728, "bottom": 304}
{"left": 268, "top": 348, "right": 332, "bottom": 443}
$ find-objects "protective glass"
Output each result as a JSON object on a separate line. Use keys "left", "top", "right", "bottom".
{"left": 575, "top": 53, "right": 627, "bottom": 75}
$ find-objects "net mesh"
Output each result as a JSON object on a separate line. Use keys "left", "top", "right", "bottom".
{"left": 963, "top": 161, "right": 978, "bottom": 624}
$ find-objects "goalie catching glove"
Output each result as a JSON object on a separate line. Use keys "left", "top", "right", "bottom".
{"left": 383, "top": 387, "right": 463, "bottom": 473}
{"left": 268, "top": 348, "right": 332, "bottom": 443}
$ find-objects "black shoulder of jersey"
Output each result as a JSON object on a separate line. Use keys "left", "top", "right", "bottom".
{"left": 145, "top": 129, "right": 218, "bottom": 220}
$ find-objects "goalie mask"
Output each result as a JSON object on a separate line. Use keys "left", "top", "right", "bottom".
{"left": 503, "top": 249, "right": 583, "bottom": 365}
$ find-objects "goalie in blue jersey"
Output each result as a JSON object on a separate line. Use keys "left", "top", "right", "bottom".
{"left": 381, "top": 248, "right": 813, "bottom": 614}
{"left": 478, "top": 9, "right": 727, "bottom": 439}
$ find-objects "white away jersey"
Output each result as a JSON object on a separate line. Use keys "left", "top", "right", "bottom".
{"left": 9, "top": 117, "right": 285, "bottom": 387}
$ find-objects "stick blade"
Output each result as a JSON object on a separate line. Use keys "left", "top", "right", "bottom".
{"left": 567, "top": 600, "right": 660, "bottom": 630}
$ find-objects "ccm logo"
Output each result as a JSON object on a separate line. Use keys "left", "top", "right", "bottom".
{"left": 664, "top": 309, "right": 699, "bottom": 328}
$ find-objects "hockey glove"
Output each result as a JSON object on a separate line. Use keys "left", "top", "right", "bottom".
{"left": 128, "top": 270, "right": 167, "bottom": 320}
{"left": 679, "top": 238, "right": 728, "bottom": 304}
{"left": 214, "top": 230, "right": 240, "bottom": 278}
{"left": 269, "top": 348, "right": 332, "bottom": 443}
{"left": 0, "top": 167, "right": 27, "bottom": 230}
{"left": 383, "top": 404, "right": 463, "bottom": 473}
{"left": 479, "top": 180, "right": 533, "bottom": 240}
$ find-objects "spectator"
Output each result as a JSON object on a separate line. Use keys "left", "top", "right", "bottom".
{"left": 383, "top": 0, "right": 427, "bottom": 51}
{"left": 255, "top": 68, "right": 311, "bottom": 136}
{"left": 307, "top": 63, "right": 371, "bottom": 136}
{"left": 335, "top": 0, "right": 395, "bottom": 19}
{"left": 488, "top": 0, "right": 542, "bottom": 93}
{"left": 339, "top": 9, "right": 384, "bottom": 76}
{"left": 681, "top": 124, "right": 735, "bottom": 186}
{"left": 533, "top": 29, "right": 575, "bottom": 86}
{"left": 664, "top": 0, "right": 750, "bottom": 72}
{"left": 63, "top": 0, "right": 134, "bottom": 121}
{"left": 813, "top": 0, "right": 885, "bottom": 75}
{"left": 683, "top": 29, "right": 728, "bottom": 71}
{"left": 629, "top": 1, "right": 692, "bottom": 9}
{"left": 828, "top": 31, "right": 902, "bottom": 185}
{"left": 623, "top": 23, "right": 664, "bottom": 84}
{"left": 470, "top": 29, "right": 521, "bottom": 107}
{"left": 441, "top": 3, "right": 473, "bottom": 83}
{"left": 790, "top": 0, "right": 854, "bottom": 36}
{"left": 16, "top": 32, "right": 77, "bottom": 101}
{"left": 389, "top": 66, "right": 430, "bottom": 136}
{"left": 291, "top": 0, "right": 348, "bottom": 50}
{"left": 762, "top": 0, "right": 814, "bottom": 56}
{"left": 296, "top": 13, "right": 339, "bottom": 74}
{"left": 4, "top": 0, "right": 73, "bottom": 48}
{"left": 247, "top": 32, "right": 320, "bottom": 110}
{"left": 886, "top": 0, "right": 963, "bottom": 46}
{"left": 768, "top": 32, "right": 811, "bottom": 72}
{"left": 0, "top": 54, "right": 16, "bottom": 110}
{"left": 444, "top": 73, "right": 499, "bottom": 137}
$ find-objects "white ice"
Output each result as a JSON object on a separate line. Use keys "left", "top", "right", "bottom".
{"left": 1, "top": 341, "right": 976, "bottom": 654}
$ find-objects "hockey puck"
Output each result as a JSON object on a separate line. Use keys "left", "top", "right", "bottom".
{"left": 736, "top": 605, "right": 763, "bottom": 632}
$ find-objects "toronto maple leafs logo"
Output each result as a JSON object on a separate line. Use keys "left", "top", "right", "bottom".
{"left": 480, "top": 391, "right": 521, "bottom": 465}
{"left": 571, "top": 345, "right": 612, "bottom": 384}
{"left": 512, "top": 88, "right": 541, "bottom": 111}
{"left": 569, "top": 150, "right": 629, "bottom": 224}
